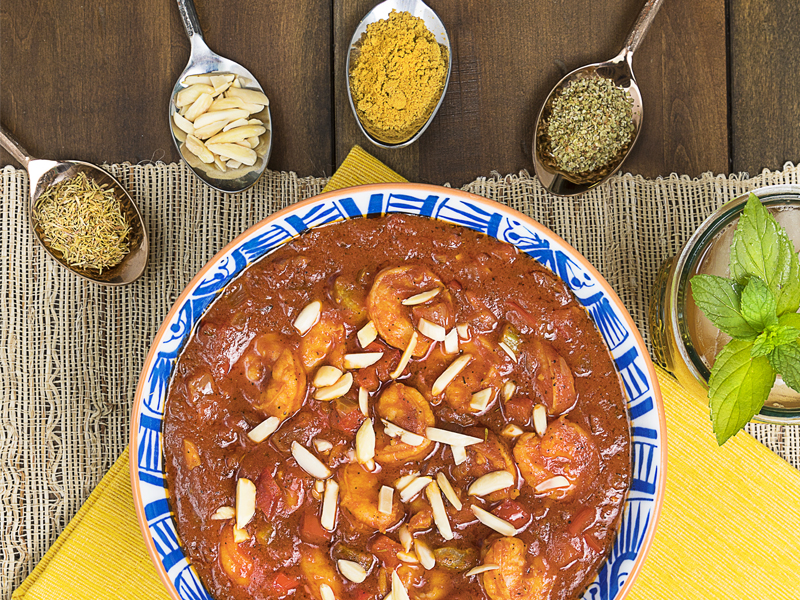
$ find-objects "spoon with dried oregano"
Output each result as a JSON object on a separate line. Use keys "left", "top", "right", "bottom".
{"left": 0, "top": 124, "right": 148, "bottom": 284}
{"left": 533, "top": 0, "right": 665, "bottom": 196}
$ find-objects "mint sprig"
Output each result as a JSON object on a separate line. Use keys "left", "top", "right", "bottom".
{"left": 690, "top": 193, "right": 800, "bottom": 445}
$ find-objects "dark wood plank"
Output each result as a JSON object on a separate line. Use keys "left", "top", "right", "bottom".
{"left": 730, "top": 0, "right": 800, "bottom": 174}
{"left": 334, "top": 0, "right": 728, "bottom": 187}
{"left": 0, "top": 0, "right": 333, "bottom": 176}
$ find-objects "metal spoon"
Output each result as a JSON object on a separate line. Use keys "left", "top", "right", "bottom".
{"left": 346, "top": 0, "right": 452, "bottom": 149}
{"left": 170, "top": 0, "right": 272, "bottom": 193}
{"left": 0, "top": 125, "right": 148, "bottom": 285}
{"left": 532, "top": 0, "right": 665, "bottom": 196}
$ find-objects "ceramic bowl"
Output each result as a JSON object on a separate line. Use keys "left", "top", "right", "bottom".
{"left": 130, "top": 183, "right": 666, "bottom": 600}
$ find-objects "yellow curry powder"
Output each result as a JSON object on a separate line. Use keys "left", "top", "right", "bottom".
{"left": 349, "top": 10, "right": 448, "bottom": 143}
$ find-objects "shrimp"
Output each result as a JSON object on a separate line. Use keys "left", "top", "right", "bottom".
{"left": 450, "top": 428, "right": 516, "bottom": 501}
{"left": 522, "top": 337, "right": 576, "bottom": 415}
{"left": 366, "top": 266, "right": 455, "bottom": 357}
{"left": 238, "top": 333, "right": 306, "bottom": 419}
{"left": 481, "top": 537, "right": 554, "bottom": 600}
{"left": 299, "top": 309, "right": 346, "bottom": 370}
{"left": 375, "top": 383, "right": 436, "bottom": 464}
{"left": 218, "top": 522, "right": 254, "bottom": 587}
{"left": 513, "top": 418, "right": 600, "bottom": 501}
{"left": 299, "top": 544, "right": 343, "bottom": 600}
{"left": 438, "top": 337, "right": 507, "bottom": 415}
{"left": 339, "top": 463, "right": 405, "bottom": 532}
{"left": 395, "top": 564, "right": 453, "bottom": 600}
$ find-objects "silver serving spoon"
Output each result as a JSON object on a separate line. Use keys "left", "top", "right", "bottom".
{"left": 170, "top": 0, "right": 272, "bottom": 193}
{"left": 346, "top": 0, "right": 452, "bottom": 149}
{"left": 0, "top": 125, "right": 148, "bottom": 285}
{"left": 533, "top": 0, "right": 665, "bottom": 196}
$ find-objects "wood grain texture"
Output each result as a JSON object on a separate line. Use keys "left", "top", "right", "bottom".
{"left": 334, "top": 0, "right": 729, "bottom": 186}
{"left": 0, "top": 0, "right": 333, "bottom": 176}
{"left": 730, "top": 0, "right": 800, "bottom": 174}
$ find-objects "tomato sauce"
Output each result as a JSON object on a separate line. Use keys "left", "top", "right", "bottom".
{"left": 164, "top": 214, "right": 631, "bottom": 600}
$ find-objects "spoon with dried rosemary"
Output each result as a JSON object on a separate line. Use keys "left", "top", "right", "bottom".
{"left": 532, "top": 0, "right": 665, "bottom": 196}
{"left": 0, "top": 125, "right": 148, "bottom": 284}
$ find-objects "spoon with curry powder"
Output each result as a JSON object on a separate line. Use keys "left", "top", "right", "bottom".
{"left": 0, "top": 125, "right": 148, "bottom": 285}
{"left": 532, "top": 0, "right": 665, "bottom": 196}
{"left": 346, "top": 0, "right": 452, "bottom": 148}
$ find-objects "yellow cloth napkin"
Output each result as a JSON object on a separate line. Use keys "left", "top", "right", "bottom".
{"left": 15, "top": 147, "right": 800, "bottom": 600}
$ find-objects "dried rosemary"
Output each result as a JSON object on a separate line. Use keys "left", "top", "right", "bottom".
{"left": 545, "top": 77, "right": 635, "bottom": 175}
{"left": 33, "top": 172, "right": 131, "bottom": 273}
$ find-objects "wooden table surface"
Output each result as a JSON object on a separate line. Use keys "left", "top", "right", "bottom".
{"left": 1, "top": 0, "right": 796, "bottom": 188}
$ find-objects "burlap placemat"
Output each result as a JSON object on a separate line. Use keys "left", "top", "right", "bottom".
{"left": 2, "top": 157, "right": 799, "bottom": 596}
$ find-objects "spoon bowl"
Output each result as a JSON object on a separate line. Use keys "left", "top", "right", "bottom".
{"left": 170, "top": 0, "right": 272, "bottom": 193}
{"left": 533, "top": 0, "right": 664, "bottom": 196}
{"left": 346, "top": 0, "right": 452, "bottom": 149}
{"left": 0, "top": 125, "right": 148, "bottom": 285}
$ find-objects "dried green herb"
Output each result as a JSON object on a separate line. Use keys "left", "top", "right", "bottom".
{"left": 546, "top": 77, "right": 635, "bottom": 175}
{"left": 33, "top": 172, "right": 131, "bottom": 273}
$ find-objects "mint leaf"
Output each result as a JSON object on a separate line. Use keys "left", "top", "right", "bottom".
{"left": 769, "top": 342, "right": 800, "bottom": 394}
{"left": 729, "top": 194, "right": 800, "bottom": 316}
{"left": 779, "top": 312, "right": 800, "bottom": 329}
{"left": 709, "top": 339, "right": 775, "bottom": 445}
{"left": 690, "top": 275, "right": 758, "bottom": 340}
{"left": 751, "top": 325, "right": 800, "bottom": 357}
{"left": 739, "top": 276, "right": 778, "bottom": 330}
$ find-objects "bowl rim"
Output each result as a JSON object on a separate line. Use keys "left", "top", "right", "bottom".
{"left": 130, "top": 182, "right": 667, "bottom": 600}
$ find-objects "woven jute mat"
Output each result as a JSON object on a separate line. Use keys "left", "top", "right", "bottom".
{"left": 2, "top": 159, "right": 799, "bottom": 596}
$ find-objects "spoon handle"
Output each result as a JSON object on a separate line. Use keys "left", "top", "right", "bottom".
{"left": 623, "top": 0, "right": 666, "bottom": 55}
{"left": 0, "top": 125, "right": 33, "bottom": 168}
{"left": 175, "top": 0, "right": 203, "bottom": 39}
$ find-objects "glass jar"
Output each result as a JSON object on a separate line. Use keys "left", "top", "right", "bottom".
{"left": 649, "top": 184, "right": 800, "bottom": 425}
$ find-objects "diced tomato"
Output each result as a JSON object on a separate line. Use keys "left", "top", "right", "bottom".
{"left": 256, "top": 469, "right": 281, "bottom": 519}
{"left": 299, "top": 508, "right": 332, "bottom": 545}
{"left": 567, "top": 507, "right": 596, "bottom": 536}
{"left": 281, "top": 466, "right": 307, "bottom": 515}
{"left": 584, "top": 532, "right": 604, "bottom": 553}
{"left": 270, "top": 572, "right": 301, "bottom": 594}
{"left": 368, "top": 534, "right": 403, "bottom": 569}
{"left": 492, "top": 499, "right": 532, "bottom": 530}
{"left": 503, "top": 396, "right": 534, "bottom": 426}
{"left": 331, "top": 398, "right": 364, "bottom": 434}
{"left": 354, "top": 368, "right": 380, "bottom": 392}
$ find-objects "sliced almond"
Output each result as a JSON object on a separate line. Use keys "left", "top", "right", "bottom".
{"left": 233, "top": 526, "right": 250, "bottom": 543}
{"left": 210, "top": 74, "right": 232, "bottom": 94}
{"left": 213, "top": 155, "right": 228, "bottom": 172}
{"left": 501, "top": 424, "right": 524, "bottom": 438}
{"left": 469, "top": 388, "right": 494, "bottom": 412}
{"left": 402, "top": 288, "right": 441, "bottom": 306}
{"left": 314, "top": 365, "right": 343, "bottom": 388}
{"left": 465, "top": 563, "right": 500, "bottom": 577}
{"left": 391, "top": 569, "right": 410, "bottom": 600}
{"left": 181, "top": 74, "right": 213, "bottom": 86}
{"left": 315, "top": 372, "right": 353, "bottom": 401}
{"left": 358, "top": 386, "right": 369, "bottom": 416}
{"left": 468, "top": 470, "right": 515, "bottom": 497}
{"left": 456, "top": 323, "right": 470, "bottom": 339}
{"left": 344, "top": 352, "right": 383, "bottom": 369}
{"left": 291, "top": 441, "right": 331, "bottom": 479}
{"left": 398, "top": 524, "right": 413, "bottom": 552}
{"left": 206, "top": 142, "right": 257, "bottom": 166}
{"left": 356, "top": 418, "right": 376, "bottom": 465}
{"left": 436, "top": 472, "right": 462, "bottom": 510}
{"left": 431, "top": 354, "right": 473, "bottom": 396}
{"left": 502, "top": 381, "right": 517, "bottom": 402}
{"left": 337, "top": 559, "right": 367, "bottom": 584}
{"left": 395, "top": 472, "right": 420, "bottom": 491}
{"left": 417, "top": 318, "right": 447, "bottom": 342}
{"left": 357, "top": 320, "right": 378, "bottom": 348}
{"left": 246, "top": 136, "right": 260, "bottom": 149}
{"left": 207, "top": 124, "right": 267, "bottom": 146}
{"left": 321, "top": 479, "right": 339, "bottom": 531}
{"left": 185, "top": 135, "right": 215, "bottom": 164}
{"left": 294, "top": 301, "right": 322, "bottom": 335}
{"left": 320, "top": 583, "right": 336, "bottom": 600}
{"left": 176, "top": 84, "right": 214, "bottom": 108}
{"left": 533, "top": 404, "right": 548, "bottom": 437}
{"left": 399, "top": 476, "right": 433, "bottom": 503}
{"left": 247, "top": 416, "right": 281, "bottom": 443}
{"left": 498, "top": 342, "right": 517, "bottom": 362}
{"left": 184, "top": 92, "right": 214, "bottom": 122}
{"left": 235, "top": 478, "right": 256, "bottom": 530}
{"left": 211, "top": 506, "right": 235, "bottom": 520}
{"left": 193, "top": 108, "right": 250, "bottom": 130}
{"left": 226, "top": 86, "right": 270, "bottom": 106}
{"left": 390, "top": 331, "right": 418, "bottom": 379}
{"left": 535, "top": 475, "right": 570, "bottom": 493}
{"left": 173, "top": 112, "right": 195, "bottom": 135}
{"left": 378, "top": 485, "right": 394, "bottom": 515}
{"left": 414, "top": 538, "right": 436, "bottom": 570}
{"left": 193, "top": 120, "right": 226, "bottom": 141}
{"left": 426, "top": 427, "right": 483, "bottom": 447}
{"left": 314, "top": 438, "right": 333, "bottom": 453}
{"left": 426, "top": 481, "right": 453, "bottom": 541}
{"left": 451, "top": 444, "right": 467, "bottom": 465}
{"left": 210, "top": 96, "right": 248, "bottom": 111}
{"left": 315, "top": 480, "right": 325, "bottom": 494}
{"left": 397, "top": 551, "right": 419, "bottom": 563}
{"left": 382, "top": 419, "right": 426, "bottom": 446}
{"left": 470, "top": 505, "right": 516, "bottom": 536}
{"left": 443, "top": 328, "right": 459, "bottom": 355}
{"left": 226, "top": 159, "right": 242, "bottom": 169}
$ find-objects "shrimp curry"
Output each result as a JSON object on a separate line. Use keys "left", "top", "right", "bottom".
{"left": 164, "top": 214, "right": 631, "bottom": 600}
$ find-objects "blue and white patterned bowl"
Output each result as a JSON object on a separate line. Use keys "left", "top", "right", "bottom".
{"left": 130, "top": 183, "right": 666, "bottom": 600}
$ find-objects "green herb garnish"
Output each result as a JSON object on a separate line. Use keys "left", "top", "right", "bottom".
{"left": 691, "top": 194, "right": 800, "bottom": 444}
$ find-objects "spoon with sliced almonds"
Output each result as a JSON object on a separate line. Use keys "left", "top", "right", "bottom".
{"left": 170, "top": 0, "right": 272, "bottom": 193}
